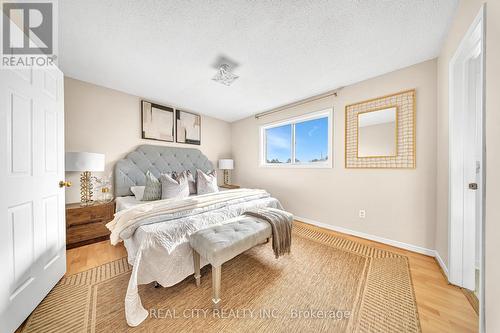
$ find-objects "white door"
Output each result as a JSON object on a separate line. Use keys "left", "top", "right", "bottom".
{"left": 462, "top": 51, "right": 482, "bottom": 290}
{"left": 449, "top": 6, "right": 484, "bottom": 293}
{"left": 0, "top": 66, "right": 65, "bottom": 333}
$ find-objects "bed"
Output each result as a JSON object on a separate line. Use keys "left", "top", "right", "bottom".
{"left": 111, "top": 145, "right": 282, "bottom": 326}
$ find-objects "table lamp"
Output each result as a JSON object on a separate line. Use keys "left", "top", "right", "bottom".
{"left": 66, "top": 152, "right": 105, "bottom": 206}
{"left": 218, "top": 159, "right": 234, "bottom": 186}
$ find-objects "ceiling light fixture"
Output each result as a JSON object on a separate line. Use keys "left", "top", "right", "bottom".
{"left": 212, "top": 63, "right": 239, "bottom": 86}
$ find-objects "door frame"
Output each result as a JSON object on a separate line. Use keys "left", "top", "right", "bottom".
{"left": 448, "top": 4, "right": 485, "bottom": 331}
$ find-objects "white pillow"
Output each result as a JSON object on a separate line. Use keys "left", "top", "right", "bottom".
{"left": 186, "top": 170, "right": 197, "bottom": 194}
{"left": 160, "top": 172, "right": 190, "bottom": 200}
{"left": 130, "top": 186, "right": 146, "bottom": 201}
{"left": 196, "top": 169, "right": 219, "bottom": 195}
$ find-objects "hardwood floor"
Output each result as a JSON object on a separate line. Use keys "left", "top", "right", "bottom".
{"left": 66, "top": 238, "right": 127, "bottom": 275}
{"left": 65, "top": 221, "right": 478, "bottom": 333}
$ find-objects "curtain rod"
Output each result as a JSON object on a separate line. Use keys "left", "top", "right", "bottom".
{"left": 254, "top": 87, "right": 343, "bottom": 119}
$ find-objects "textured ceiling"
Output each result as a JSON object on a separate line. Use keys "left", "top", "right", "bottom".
{"left": 59, "top": 0, "right": 458, "bottom": 122}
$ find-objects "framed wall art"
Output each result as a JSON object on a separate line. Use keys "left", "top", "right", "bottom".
{"left": 141, "top": 101, "right": 175, "bottom": 142}
{"left": 176, "top": 110, "right": 201, "bottom": 145}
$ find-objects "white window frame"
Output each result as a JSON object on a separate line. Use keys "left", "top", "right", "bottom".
{"left": 259, "top": 108, "right": 333, "bottom": 168}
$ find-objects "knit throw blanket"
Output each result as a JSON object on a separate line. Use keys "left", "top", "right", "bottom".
{"left": 244, "top": 208, "right": 293, "bottom": 258}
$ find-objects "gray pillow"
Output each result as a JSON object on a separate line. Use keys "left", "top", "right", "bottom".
{"left": 196, "top": 169, "right": 219, "bottom": 195}
{"left": 142, "top": 171, "right": 162, "bottom": 201}
{"left": 186, "top": 170, "right": 196, "bottom": 194}
{"left": 160, "top": 171, "right": 190, "bottom": 200}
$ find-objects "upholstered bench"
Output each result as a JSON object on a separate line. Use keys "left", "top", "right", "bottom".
{"left": 189, "top": 216, "right": 272, "bottom": 309}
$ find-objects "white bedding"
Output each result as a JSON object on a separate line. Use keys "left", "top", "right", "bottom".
{"left": 115, "top": 196, "right": 142, "bottom": 212}
{"left": 111, "top": 189, "right": 282, "bottom": 327}
{"left": 115, "top": 193, "right": 210, "bottom": 212}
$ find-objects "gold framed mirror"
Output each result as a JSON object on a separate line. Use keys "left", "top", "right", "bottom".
{"left": 345, "top": 89, "right": 415, "bottom": 168}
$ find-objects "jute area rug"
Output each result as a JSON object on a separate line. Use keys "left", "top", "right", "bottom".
{"left": 21, "top": 224, "right": 420, "bottom": 332}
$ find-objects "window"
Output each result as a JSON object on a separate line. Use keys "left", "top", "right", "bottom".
{"left": 265, "top": 124, "right": 292, "bottom": 163}
{"left": 260, "top": 109, "right": 332, "bottom": 167}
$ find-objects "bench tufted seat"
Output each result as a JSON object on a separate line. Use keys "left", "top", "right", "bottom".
{"left": 189, "top": 216, "right": 272, "bottom": 308}
{"left": 190, "top": 217, "right": 271, "bottom": 267}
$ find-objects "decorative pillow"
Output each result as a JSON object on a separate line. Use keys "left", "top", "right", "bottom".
{"left": 130, "top": 186, "right": 146, "bottom": 201}
{"left": 186, "top": 170, "right": 196, "bottom": 194}
{"left": 196, "top": 169, "right": 219, "bottom": 195}
{"left": 142, "top": 171, "right": 162, "bottom": 201}
{"left": 160, "top": 171, "right": 190, "bottom": 200}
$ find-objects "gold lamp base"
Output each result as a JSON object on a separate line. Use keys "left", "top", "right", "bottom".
{"left": 80, "top": 171, "right": 94, "bottom": 206}
{"left": 223, "top": 169, "right": 230, "bottom": 185}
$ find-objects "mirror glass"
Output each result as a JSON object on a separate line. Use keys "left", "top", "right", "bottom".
{"left": 357, "top": 107, "right": 397, "bottom": 157}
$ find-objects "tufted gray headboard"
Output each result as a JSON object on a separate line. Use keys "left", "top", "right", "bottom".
{"left": 114, "top": 145, "right": 213, "bottom": 197}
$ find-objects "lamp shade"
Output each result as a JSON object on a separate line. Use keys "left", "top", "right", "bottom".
{"left": 65, "top": 152, "right": 105, "bottom": 172}
{"left": 218, "top": 159, "right": 234, "bottom": 170}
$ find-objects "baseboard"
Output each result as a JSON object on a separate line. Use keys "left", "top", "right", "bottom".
{"left": 295, "top": 216, "right": 436, "bottom": 257}
{"left": 433, "top": 250, "right": 449, "bottom": 279}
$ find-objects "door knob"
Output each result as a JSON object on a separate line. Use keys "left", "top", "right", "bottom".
{"left": 59, "top": 181, "right": 72, "bottom": 188}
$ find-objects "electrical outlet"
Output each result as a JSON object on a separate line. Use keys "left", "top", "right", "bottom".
{"left": 359, "top": 210, "right": 366, "bottom": 219}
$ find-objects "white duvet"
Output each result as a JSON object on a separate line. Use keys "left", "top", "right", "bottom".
{"left": 107, "top": 189, "right": 282, "bottom": 326}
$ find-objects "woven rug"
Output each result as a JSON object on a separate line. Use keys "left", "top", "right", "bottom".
{"left": 21, "top": 224, "right": 420, "bottom": 332}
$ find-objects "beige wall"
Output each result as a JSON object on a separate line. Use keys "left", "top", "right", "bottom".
{"left": 64, "top": 78, "right": 232, "bottom": 203}
{"left": 435, "top": 1, "right": 500, "bottom": 330}
{"left": 231, "top": 59, "right": 437, "bottom": 250}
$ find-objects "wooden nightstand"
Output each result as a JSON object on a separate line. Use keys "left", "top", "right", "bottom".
{"left": 219, "top": 184, "right": 240, "bottom": 189}
{"left": 66, "top": 201, "right": 115, "bottom": 249}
